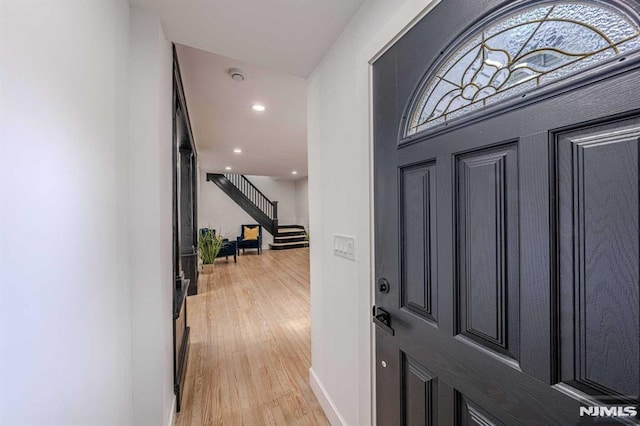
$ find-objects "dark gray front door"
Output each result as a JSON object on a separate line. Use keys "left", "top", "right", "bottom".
{"left": 373, "top": 1, "right": 640, "bottom": 424}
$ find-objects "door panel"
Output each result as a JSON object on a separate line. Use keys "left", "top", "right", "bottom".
{"left": 455, "top": 143, "right": 519, "bottom": 361}
{"left": 557, "top": 118, "right": 640, "bottom": 403}
{"left": 374, "top": 0, "right": 640, "bottom": 423}
{"left": 401, "top": 162, "right": 438, "bottom": 323}
{"left": 456, "top": 392, "right": 504, "bottom": 426}
{"left": 402, "top": 353, "right": 437, "bottom": 426}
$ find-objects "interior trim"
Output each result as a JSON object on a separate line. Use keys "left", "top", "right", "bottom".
{"left": 309, "top": 368, "right": 348, "bottom": 426}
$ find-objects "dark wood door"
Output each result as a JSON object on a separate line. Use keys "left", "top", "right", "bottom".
{"left": 373, "top": 1, "right": 640, "bottom": 424}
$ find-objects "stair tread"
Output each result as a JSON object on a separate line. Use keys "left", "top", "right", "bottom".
{"left": 270, "top": 241, "right": 309, "bottom": 247}
{"left": 270, "top": 243, "right": 308, "bottom": 250}
{"left": 275, "top": 234, "right": 307, "bottom": 240}
{"left": 278, "top": 227, "right": 305, "bottom": 233}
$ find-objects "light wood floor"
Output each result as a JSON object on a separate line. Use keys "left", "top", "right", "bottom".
{"left": 175, "top": 248, "right": 329, "bottom": 426}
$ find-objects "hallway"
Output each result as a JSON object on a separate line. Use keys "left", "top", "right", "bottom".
{"left": 175, "top": 249, "right": 328, "bottom": 425}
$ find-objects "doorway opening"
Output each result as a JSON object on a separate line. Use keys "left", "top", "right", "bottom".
{"left": 170, "top": 45, "right": 319, "bottom": 423}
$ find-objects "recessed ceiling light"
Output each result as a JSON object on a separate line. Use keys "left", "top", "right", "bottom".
{"left": 233, "top": 148, "right": 242, "bottom": 154}
{"left": 252, "top": 104, "right": 266, "bottom": 112}
{"left": 225, "top": 166, "right": 232, "bottom": 171}
{"left": 292, "top": 171, "right": 298, "bottom": 175}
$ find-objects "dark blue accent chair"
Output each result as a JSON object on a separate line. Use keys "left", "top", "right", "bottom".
{"left": 216, "top": 239, "right": 237, "bottom": 263}
{"left": 199, "top": 228, "right": 215, "bottom": 238}
{"left": 237, "top": 224, "right": 262, "bottom": 255}
{"left": 200, "top": 228, "right": 236, "bottom": 263}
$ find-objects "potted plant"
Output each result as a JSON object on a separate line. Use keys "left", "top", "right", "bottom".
{"left": 198, "top": 229, "right": 225, "bottom": 274}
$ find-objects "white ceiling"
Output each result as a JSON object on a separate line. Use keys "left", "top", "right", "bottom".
{"left": 177, "top": 45, "right": 308, "bottom": 179}
{"left": 134, "top": 0, "right": 366, "bottom": 179}
{"left": 132, "top": 0, "right": 366, "bottom": 77}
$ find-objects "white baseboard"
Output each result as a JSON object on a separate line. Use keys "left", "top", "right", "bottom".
{"left": 309, "top": 367, "right": 347, "bottom": 426}
{"left": 167, "top": 396, "right": 176, "bottom": 426}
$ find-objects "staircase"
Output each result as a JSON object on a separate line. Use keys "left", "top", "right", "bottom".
{"left": 270, "top": 225, "right": 309, "bottom": 250}
{"left": 206, "top": 173, "right": 309, "bottom": 250}
{"left": 207, "top": 173, "right": 279, "bottom": 234}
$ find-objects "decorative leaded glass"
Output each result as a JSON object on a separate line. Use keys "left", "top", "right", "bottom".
{"left": 406, "top": 1, "right": 640, "bottom": 136}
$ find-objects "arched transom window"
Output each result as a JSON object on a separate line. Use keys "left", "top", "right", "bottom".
{"left": 406, "top": 1, "right": 640, "bottom": 136}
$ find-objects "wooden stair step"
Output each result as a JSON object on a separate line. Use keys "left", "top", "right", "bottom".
{"left": 275, "top": 234, "right": 307, "bottom": 241}
{"left": 277, "top": 227, "right": 305, "bottom": 234}
{"left": 269, "top": 241, "right": 309, "bottom": 250}
{"left": 274, "top": 238, "right": 307, "bottom": 244}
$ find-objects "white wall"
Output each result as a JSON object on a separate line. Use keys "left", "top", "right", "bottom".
{"left": 128, "top": 8, "right": 175, "bottom": 426}
{"left": 307, "top": 1, "right": 438, "bottom": 424}
{"left": 247, "top": 175, "right": 297, "bottom": 225}
{"left": 0, "top": 2, "right": 175, "bottom": 425}
{"left": 0, "top": 0, "right": 132, "bottom": 424}
{"left": 198, "top": 173, "right": 300, "bottom": 245}
{"left": 295, "top": 177, "right": 309, "bottom": 231}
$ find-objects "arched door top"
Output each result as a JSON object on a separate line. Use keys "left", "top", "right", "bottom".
{"left": 405, "top": 1, "right": 640, "bottom": 138}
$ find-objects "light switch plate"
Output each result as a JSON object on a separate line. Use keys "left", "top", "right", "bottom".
{"left": 334, "top": 234, "right": 356, "bottom": 260}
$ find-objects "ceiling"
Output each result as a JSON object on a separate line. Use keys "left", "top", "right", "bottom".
{"left": 134, "top": 0, "right": 366, "bottom": 179}
{"left": 177, "top": 45, "right": 308, "bottom": 178}
{"left": 132, "top": 0, "right": 366, "bottom": 78}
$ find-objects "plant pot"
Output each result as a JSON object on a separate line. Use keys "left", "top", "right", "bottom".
{"left": 202, "top": 263, "right": 215, "bottom": 274}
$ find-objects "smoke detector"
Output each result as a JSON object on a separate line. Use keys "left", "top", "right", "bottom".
{"left": 229, "top": 68, "right": 245, "bottom": 81}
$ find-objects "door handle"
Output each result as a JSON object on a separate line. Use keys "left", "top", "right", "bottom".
{"left": 372, "top": 306, "right": 395, "bottom": 336}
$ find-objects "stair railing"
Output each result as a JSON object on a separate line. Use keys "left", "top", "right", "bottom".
{"left": 223, "top": 173, "right": 278, "bottom": 222}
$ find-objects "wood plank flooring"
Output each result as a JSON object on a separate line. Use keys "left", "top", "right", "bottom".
{"left": 175, "top": 248, "right": 329, "bottom": 426}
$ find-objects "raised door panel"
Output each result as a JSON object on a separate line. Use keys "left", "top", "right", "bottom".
{"left": 402, "top": 353, "right": 437, "bottom": 426}
{"left": 401, "top": 162, "right": 438, "bottom": 322}
{"left": 456, "top": 391, "right": 504, "bottom": 426}
{"left": 557, "top": 118, "right": 640, "bottom": 403}
{"left": 455, "top": 143, "right": 519, "bottom": 361}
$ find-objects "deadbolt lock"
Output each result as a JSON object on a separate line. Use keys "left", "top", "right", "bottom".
{"left": 377, "top": 278, "right": 390, "bottom": 294}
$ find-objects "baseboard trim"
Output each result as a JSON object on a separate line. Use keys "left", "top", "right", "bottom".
{"left": 309, "top": 367, "right": 347, "bottom": 426}
{"left": 168, "top": 396, "right": 176, "bottom": 426}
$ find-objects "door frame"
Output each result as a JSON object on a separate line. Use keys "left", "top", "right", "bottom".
{"left": 358, "top": 1, "right": 444, "bottom": 423}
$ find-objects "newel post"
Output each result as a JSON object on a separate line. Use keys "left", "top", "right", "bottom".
{"left": 272, "top": 201, "right": 279, "bottom": 234}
